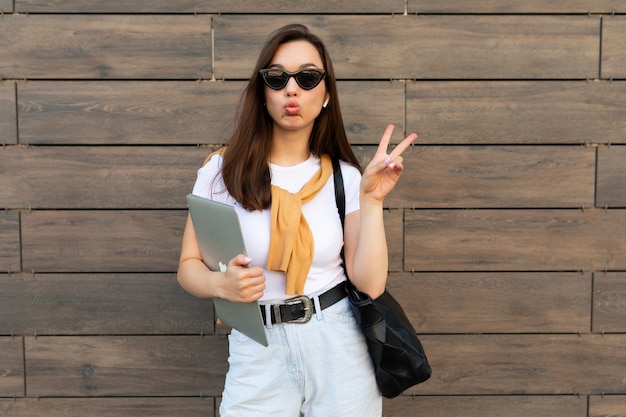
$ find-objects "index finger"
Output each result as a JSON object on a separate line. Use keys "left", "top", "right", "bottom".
{"left": 389, "top": 132, "right": 418, "bottom": 159}
{"left": 376, "top": 124, "right": 395, "bottom": 155}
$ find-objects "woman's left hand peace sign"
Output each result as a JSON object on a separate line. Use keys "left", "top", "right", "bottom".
{"left": 360, "top": 124, "right": 418, "bottom": 202}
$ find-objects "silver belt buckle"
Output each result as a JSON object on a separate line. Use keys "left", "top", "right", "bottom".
{"left": 276, "top": 295, "right": 313, "bottom": 324}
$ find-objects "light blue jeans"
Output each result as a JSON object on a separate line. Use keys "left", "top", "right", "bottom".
{"left": 219, "top": 297, "right": 382, "bottom": 417}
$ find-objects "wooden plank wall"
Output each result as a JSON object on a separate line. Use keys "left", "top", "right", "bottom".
{"left": 1, "top": 1, "right": 625, "bottom": 416}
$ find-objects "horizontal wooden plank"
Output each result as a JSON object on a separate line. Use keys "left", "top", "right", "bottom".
{"left": 18, "top": 80, "right": 623, "bottom": 147}
{"left": 0, "top": 211, "right": 20, "bottom": 273}
{"left": 0, "top": 273, "right": 213, "bottom": 335}
{"left": 410, "top": 0, "right": 625, "bottom": 13}
{"left": 405, "top": 208, "right": 626, "bottom": 271}
{"left": 0, "top": 82, "right": 16, "bottom": 145}
{"left": 383, "top": 395, "right": 586, "bottom": 417}
{"left": 16, "top": 0, "right": 403, "bottom": 13}
{"left": 597, "top": 146, "right": 626, "bottom": 207}
{"left": 0, "top": 15, "right": 211, "bottom": 79}
{"left": 216, "top": 0, "right": 404, "bottom": 13}
{"left": 0, "top": 146, "right": 209, "bottom": 209}
{"left": 0, "top": 0, "right": 10, "bottom": 12}
{"left": 589, "top": 395, "right": 626, "bottom": 417}
{"left": 0, "top": 398, "right": 215, "bottom": 417}
{"left": 15, "top": 0, "right": 209, "bottom": 12}
{"left": 25, "top": 335, "right": 228, "bottom": 397}
{"left": 215, "top": 15, "right": 600, "bottom": 79}
{"left": 388, "top": 272, "right": 591, "bottom": 333}
{"left": 407, "top": 81, "right": 626, "bottom": 145}
{"left": 593, "top": 272, "right": 626, "bottom": 333}
{"left": 602, "top": 17, "right": 626, "bottom": 79}
{"left": 20, "top": 209, "right": 403, "bottom": 275}
{"left": 0, "top": 337, "right": 24, "bottom": 397}
{"left": 416, "top": 334, "right": 626, "bottom": 395}
{"left": 21, "top": 210, "right": 187, "bottom": 273}
{"left": 17, "top": 81, "right": 402, "bottom": 145}
{"left": 389, "top": 145, "right": 596, "bottom": 208}
{"left": 338, "top": 81, "right": 404, "bottom": 145}
{"left": 18, "top": 81, "right": 238, "bottom": 145}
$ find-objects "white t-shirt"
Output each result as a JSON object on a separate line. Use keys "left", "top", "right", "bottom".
{"left": 192, "top": 154, "right": 361, "bottom": 302}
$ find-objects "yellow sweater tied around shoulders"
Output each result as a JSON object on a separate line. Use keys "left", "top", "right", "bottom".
{"left": 266, "top": 154, "right": 332, "bottom": 295}
{"left": 203, "top": 149, "right": 332, "bottom": 295}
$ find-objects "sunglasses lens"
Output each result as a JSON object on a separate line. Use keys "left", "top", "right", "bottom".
{"left": 262, "top": 69, "right": 289, "bottom": 89}
{"left": 295, "top": 70, "right": 323, "bottom": 89}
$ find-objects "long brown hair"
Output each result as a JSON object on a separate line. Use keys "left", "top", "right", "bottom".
{"left": 220, "top": 23, "right": 361, "bottom": 211}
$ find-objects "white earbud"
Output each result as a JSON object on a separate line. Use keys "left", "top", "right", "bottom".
{"left": 322, "top": 95, "right": 330, "bottom": 108}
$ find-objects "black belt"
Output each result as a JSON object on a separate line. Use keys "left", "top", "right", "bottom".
{"left": 261, "top": 282, "right": 347, "bottom": 325}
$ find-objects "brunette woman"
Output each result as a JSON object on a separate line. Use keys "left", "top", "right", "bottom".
{"left": 178, "top": 23, "right": 416, "bottom": 416}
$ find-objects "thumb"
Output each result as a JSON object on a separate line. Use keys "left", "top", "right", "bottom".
{"left": 230, "top": 253, "right": 252, "bottom": 267}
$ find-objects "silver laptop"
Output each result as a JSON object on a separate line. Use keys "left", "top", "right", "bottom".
{"left": 186, "top": 194, "right": 268, "bottom": 347}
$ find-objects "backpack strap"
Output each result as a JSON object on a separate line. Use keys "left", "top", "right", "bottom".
{"left": 331, "top": 157, "right": 345, "bottom": 228}
{"left": 331, "top": 157, "right": 349, "bottom": 279}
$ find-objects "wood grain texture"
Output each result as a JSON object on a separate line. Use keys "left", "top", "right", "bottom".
{"left": 16, "top": 80, "right": 402, "bottom": 146}
{"left": 410, "top": 0, "right": 625, "bottom": 13}
{"left": 390, "top": 145, "right": 596, "bottom": 208}
{"left": 11, "top": 189, "right": 391, "bottom": 286}
{"left": 214, "top": 15, "right": 600, "bottom": 79}
{"left": 383, "top": 395, "right": 586, "bottom": 417}
{"left": 21, "top": 210, "right": 187, "bottom": 273}
{"left": 0, "top": 337, "right": 24, "bottom": 397}
{"left": 387, "top": 272, "right": 591, "bottom": 333}
{"left": 0, "top": 398, "right": 215, "bottom": 417}
{"left": 0, "top": 146, "right": 210, "bottom": 209}
{"left": 593, "top": 272, "right": 626, "bottom": 333}
{"left": 18, "top": 81, "right": 238, "bottom": 145}
{"left": 0, "top": 0, "right": 11, "bottom": 12}
{"left": 16, "top": 0, "right": 404, "bottom": 13}
{"left": 0, "top": 82, "right": 16, "bottom": 144}
{"left": 338, "top": 81, "right": 404, "bottom": 145}
{"left": 0, "top": 15, "right": 211, "bottom": 79}
{"left": 415, "top": 334, "right": 626, "bottom": 395}
{"left": 405, "top": 209, "right": 626, "bottom": 271}
{"left": 407, "top": 81, "right": 626, "bottom": 145}
{"left": 589, "top": 395, "right": 626, "bottom": 417}
{"left": 602, "top": 16, "right": 626, "bottom": 79}
{"left": 25, "top": 335, "right": 228, "bottom": 397}
{"left": 597, "top": 146, "right": 626, "bottom": 207}
{"left": 15, "top": 0, "right": 210, "bottom": 13}
{"left": 0, "top": 273, "right": 213, "bottom": 336}
{"left": 0, "top": 211, "right": 20, "bottom": 273}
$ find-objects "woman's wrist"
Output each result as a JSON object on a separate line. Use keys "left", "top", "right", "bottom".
{"left": 359, "top": 193, "right": 384, "bottom": 212}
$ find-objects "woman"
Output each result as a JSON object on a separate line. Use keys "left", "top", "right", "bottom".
{"left": 178, "top": 23, "right": 416, "bottom": 416}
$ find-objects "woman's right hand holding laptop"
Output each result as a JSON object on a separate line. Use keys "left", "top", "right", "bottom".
{"left": 216, "top": 254, "right": 266, "bottom": 303}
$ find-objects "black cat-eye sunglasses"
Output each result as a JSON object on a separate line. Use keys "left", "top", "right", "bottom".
{"left": 259, "top": 68, "right": 326, "bottom": 90}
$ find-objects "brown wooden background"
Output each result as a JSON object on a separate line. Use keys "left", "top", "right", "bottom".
{"left": 1, "top": 1, "right": 626, "bottom": 416}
